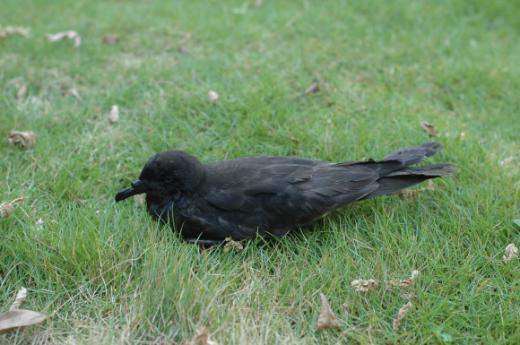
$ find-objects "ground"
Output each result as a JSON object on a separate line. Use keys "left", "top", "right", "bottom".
{"left": 1, "top": 1, "right": 519, "bottom": 344}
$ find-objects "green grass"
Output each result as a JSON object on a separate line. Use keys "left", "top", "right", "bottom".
{"left": 1, "top": 0, "right": 520, "bottom": 344}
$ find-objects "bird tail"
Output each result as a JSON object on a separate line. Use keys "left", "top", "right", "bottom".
{"left": 340, "top": 142, "right": 456, "bottom": 199}
{"left": 363, "top": 163, "right": 456, "bottom": 198}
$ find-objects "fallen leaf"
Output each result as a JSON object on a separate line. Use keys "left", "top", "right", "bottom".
{"left": 223, "top": 237, "right": 244, "bottom": 252}
{"left": 190, "top": 326, "right": 219, "bottom": 345}
{"left": 134, "top": 194, "right": 146, "bottom": 207}
{"left": 425, "top": 180, "right": 436, "bottom": 191}
{"left": 47, "top": 31, "right": 81, "bottom": 48}
{"left": 68, "top": 87, "right": 80, "bottom": 99}
{"left": 109, "top": 105, "right": 119, "bottom": 124}
{"left": 0, "top": 203, "right": 15, "bottom": 218}
{"left": 421, "top": 121, "right": 437, "bottom": 137}
{"left": 351, "top": 279, "right": 379, "bottom": 292}
{"left": 304, "top": 79, "right": 320, "bottom": 94}
{"left": 398, "top": 189, "right": 420, "bottom": 200}
{"left": 17, "top": 83, "right": 28, "bottom": 99}
{"left": 8, "top": 130, "right": 36, "bottom": 148}
{"left": 208, "top": 90, "right": 219, "bottom": 103}
{"left": 102, "top": 34, "right": 119, "bottom": 45}
{"left": 289, "top": 135, "right": 300, "bottom": 144}
{"left": 0, "top": 288, "right": 48, "bottom": 333}
{"left": 0, "top": 197, "right": 24, "bottom": 218}
{"left": 0, "top": 26, "right": 30, "bottom": 39}
{"left": 388, "top": 270, "right": 420, "bottom": 288}
{"left": 10, "top": 287, "right": 27, "bottom": 311}
{"left": 392, "top": 301, "right": 413, "bottom": 330}
{"left": 316, "top": 293, "right": 340, "bottom": 330}
{"left": 0, "top": 310, "right": 47, "bottom": 333}
{"left": 503, "top": 243, "right": 518, "bottom": 263}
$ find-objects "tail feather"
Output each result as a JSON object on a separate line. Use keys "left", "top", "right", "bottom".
{"left": 383, "top": 142, "right": 443, "bottom": 166}
{"left": 339, "top": 142, "right": 447, "bottom": 176}
{"left": 363, "top": 163, "right": 456, "bottom": 199}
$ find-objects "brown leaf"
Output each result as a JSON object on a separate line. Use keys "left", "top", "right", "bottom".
{"left": 351, "top": 279, "right": 379, "bottom": 292}
{"left": 0, "top": 197, "right": 24, "bottom": 218}
{"left": 208, "top": 90, "right": 219, "bottom": 103}
{"left": 102, "top": 34, "right": 119, "bottom": 45}
{"left": 0, "top": 203, "right": 15, "bottom": 218}
{"left": 503, "top": 243, "right": 518, "bottom": 263}
{"left": 47, "top": 31, "right": 81, "bottom": 48}
{"left": 392, "top": 301, "right": 413, "bottom": 330}
{"left": 109, "top": 105, "right": 120, "bottom": 124}
{"left": 304, "top": 79, "right": 320, "bottom": 95}
{"left": 388, "top": 270, "right": 420, "bottom": 288}
{"left": 190, "top": 326, "right": 219, "bottom": 345}
{"left": 10, "top": 287, "right": 27, "bottom": 311}
{"left": 0, "top": 26, "right": 30, "bottom": 39}
{"left": 316, "top": 293, "right": 340, "bottom": 330}
{"left": 421, "top": 121, "right": 437, "bottom": 137}
{"left": 8, "top": 130, "right": 36, "bottom": 148}
{"left": 0, "top": 310, "right": 47, "bottom": 333}
{"left": 223, "top": 237, "right": 244, "bottom": 252}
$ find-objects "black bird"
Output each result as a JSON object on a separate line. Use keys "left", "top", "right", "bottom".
{"left": 115, "top": 142, "right": 455, "bottom": 243}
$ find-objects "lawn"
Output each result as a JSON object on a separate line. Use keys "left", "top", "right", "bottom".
{"left": 1, "top": 0, "right": 520, "bottom": 344}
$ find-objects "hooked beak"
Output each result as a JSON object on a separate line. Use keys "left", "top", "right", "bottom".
{"left": 115, "top": 180, "right": 147, "bottom": 202}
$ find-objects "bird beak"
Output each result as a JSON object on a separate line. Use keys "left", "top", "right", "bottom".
{"left": 115, "top": 180, "right": 147, "bottom": 202}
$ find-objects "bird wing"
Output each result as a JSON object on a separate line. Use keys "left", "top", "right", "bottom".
{"left": 203, "top": 158, "right": 381, "bottom": 233}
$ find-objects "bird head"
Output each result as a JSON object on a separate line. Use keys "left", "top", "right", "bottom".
{"left": 115, "top": 150, "right": 204, "bottom": 202}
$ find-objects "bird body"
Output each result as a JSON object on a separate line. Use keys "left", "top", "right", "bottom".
{"left": 115, "top": 142, "right": 455, "bottom": 242}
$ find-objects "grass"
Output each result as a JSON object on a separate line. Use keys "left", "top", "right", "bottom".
{"left": 1, "top": 0, "right": 520, "bottom": 344}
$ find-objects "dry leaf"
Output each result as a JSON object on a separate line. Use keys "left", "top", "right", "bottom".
{"left": 68, "top": 87, "right": 80, "bottom": 99}
{"left": 134, "top": 194, "right": 146, "bottom": 207}
{"left": 109, "top": 105, "right": 119, "bottom": 124}
{"left": 0, "top": 197, "right": 24, "bottom": 218}
{"left": 208, "top": 90, "right": 219, "bottom": 103}
{"left": 0, "top": 310, "right": 47, "bottom": 333}
{"left": 0, "top": 26, "right": 30, "bottom": 39}
{"left": 351, "top": 279, "right": 379, "bottom": 292}
{"left": 17, "top": 83, "right": 28, "bottom": 99}
{"left": 0, "top": 203, "right": 15, "bottom": 218}
{"left": 425, "top": 180, "right": 435, "bottom": 191}
{"left": 316, "top": 293, "right": 340, "bottom": 330}
{"left": 421, "top": 121, "right": 437, "bottom": 137}
{"left": 503, "top": 243, "right": 518, "bottom": 263}
{"left": 8, "top": 130, "right": 36, "bottom": 148}
{"left": 392, "top": 301, "right": 413, "bottom": 330}
{"left": 0, "top": 288, "right": 47, "bottom": 333}
{"left": 305, "top": 79, "right": 320, "bottom": 94}
{"left": 388, "top": 270, "right": 420, "bottom": 288}
{"left": 102, "top": 34, "right": 119, "bottom": 45}
{"left": 10, "top": 287, "right": 27, "bottom": 311}
{"left": 223, "top": 237, "right": 244, "bottom": 252}
{"left": 47, "top": 31, "right": 81, "bottom": 48}
{"left": 398, "top": 189, "right": 420, "bottom": 200}
{"left": 190, "top": 326, "right": 219, "bottom": 345}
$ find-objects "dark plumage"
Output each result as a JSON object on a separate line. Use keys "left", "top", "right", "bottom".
{"left": 115, "top": 142, "right": 455, "bottom": 243}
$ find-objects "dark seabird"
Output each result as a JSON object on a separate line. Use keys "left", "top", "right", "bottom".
{"left": 115, "top": 142, "right": 455, "bottom": 244}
